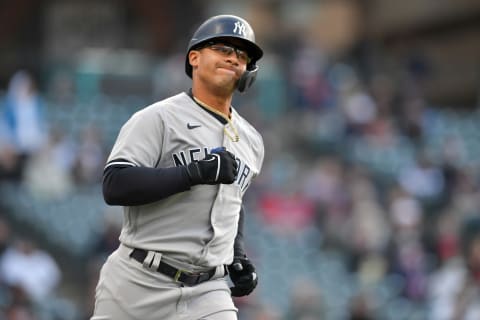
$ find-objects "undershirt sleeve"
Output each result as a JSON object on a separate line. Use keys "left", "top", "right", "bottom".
{"left": 233, "top": 205, "right": 246, "bottom": 257}
{"left": 102, "top": 163, "right": 192, "bottom": 206}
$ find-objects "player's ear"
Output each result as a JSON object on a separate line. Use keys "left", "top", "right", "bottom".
{"left": 189, "top": 50, "right": 200, "bottom": 69}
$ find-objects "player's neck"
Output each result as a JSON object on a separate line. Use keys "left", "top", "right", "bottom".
{"left": 191, "top": 88, "right": 232, "bottom": 117}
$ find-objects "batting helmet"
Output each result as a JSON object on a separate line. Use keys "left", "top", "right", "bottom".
{"left": 185, "top": 14, "right": 263, "bottom": 92}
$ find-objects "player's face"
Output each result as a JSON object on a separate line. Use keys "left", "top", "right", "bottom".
{"left": 190, "top": 40, "right": 248, "bottom": 92}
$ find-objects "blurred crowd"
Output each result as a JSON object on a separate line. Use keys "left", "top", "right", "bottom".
{"left": 0, "top": 215, "right": 61, "bottom": 319}
{"left": 0, "top": 70, "right": 113, "bottom": 318}
{"left": 0, "top": 11, "right": 480, "bottom": 320}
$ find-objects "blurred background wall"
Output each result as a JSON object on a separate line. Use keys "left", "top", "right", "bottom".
{"left": 1, "top": 0, "right": 480, "bottom": 319}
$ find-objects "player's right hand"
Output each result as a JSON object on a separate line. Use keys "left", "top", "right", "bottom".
{"left": 186, "top": 148, "right": 238, "bottom": 185}
{"left": 228, "top": 256, "right": 258, "bottom": 297}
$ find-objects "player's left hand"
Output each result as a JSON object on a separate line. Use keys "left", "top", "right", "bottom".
{"left": 228, "top": 256, "right": 258, "bottom": 297}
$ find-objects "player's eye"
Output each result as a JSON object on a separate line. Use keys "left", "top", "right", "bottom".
{"left": 209, "top": 44, "right": 251, "bottom": 64}
{"left": 236, "top": 51, "right": 250, "bottom": 64}
{"left": 214, "top": 45, "right": 234, "bottom": 55}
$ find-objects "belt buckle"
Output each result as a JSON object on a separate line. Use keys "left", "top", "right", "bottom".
{"left": 174, "top": 269, "right": 188, "bottom": 282}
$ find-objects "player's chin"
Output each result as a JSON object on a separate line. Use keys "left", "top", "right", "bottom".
{"left": 216, "top": 67, "right": 241, "bottom": 81}
{"left": 213, "top": 75, "right": 238, "bottom": 90}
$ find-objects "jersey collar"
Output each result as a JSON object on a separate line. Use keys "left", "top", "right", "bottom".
{"left": 187, "top": 89, "right": 229, "bottom": 125}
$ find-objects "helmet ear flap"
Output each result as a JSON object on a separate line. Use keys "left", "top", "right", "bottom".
{"left": 236, "top": 65, "right": 258, "bottom": 93}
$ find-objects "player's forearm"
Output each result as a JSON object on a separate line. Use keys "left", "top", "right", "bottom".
{"left": 102, "top": 165, "right": 191, "bottom": 206}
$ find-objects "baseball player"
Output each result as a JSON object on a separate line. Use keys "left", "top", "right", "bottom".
{"left": 91, "top": 14, "right": 264, "bottom": 320}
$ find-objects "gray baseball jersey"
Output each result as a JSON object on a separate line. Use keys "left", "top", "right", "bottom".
{"left": 105, "top": 92, "right": 264, "bottom": 268}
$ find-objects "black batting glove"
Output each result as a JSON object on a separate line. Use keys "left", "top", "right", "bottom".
{"left": 228, "top": 256, "right": 258, "bottom": 297}
{"left": 186, "top": 148, "right": 238, "bottom": 185}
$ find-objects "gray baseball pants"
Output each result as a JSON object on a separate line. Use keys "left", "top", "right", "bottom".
{"left": 91, "top": 244, "right": 237, "bottom": 320}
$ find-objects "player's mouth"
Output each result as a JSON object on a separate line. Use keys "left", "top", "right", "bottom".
{"left": 217, "top": 67, "right": 236, "bottom": 75}
{"left": 216, "top": 64, "right": 239, "bottom": 77}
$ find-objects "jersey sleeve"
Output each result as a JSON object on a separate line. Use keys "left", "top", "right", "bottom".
{"left": 107, "top": 106, "right": 164, "bottom": 168}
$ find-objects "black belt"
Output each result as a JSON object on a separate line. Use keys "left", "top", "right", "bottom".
{"left": 129, "top": 248, "right": 218, "bottom": 286}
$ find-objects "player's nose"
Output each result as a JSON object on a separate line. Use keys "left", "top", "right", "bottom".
{"left": 225, "top": 54, "right": 240, "bottom": 66}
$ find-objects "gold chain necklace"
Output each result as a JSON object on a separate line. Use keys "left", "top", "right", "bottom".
{"left": 193, "top": 96, "right": 240, "bottom": 142}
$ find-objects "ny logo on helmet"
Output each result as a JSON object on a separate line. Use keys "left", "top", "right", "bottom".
{"left": 233, "top": 21, "right": 247, "bottom": 37}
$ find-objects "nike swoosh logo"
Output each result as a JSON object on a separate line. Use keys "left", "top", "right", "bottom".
{"left": 187, "top": 123, "right": 201, "bottom": 129}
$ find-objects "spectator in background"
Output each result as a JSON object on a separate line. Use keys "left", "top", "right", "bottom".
{"left": 22, "top": 128, "right": 74, "bottom": 200}
{"left": 1, "top": 70, "right": 47, "bottom": 179}
{"left": 0, "top": 214, "right": 12, "bottom": 261}
{"left": 428, "top": 216, "right": 480, "bottom": 320}
{"left": 235, "top": 301, "right": 280, "bottom": 320}
{"left": 0, "top": 110, "right": 21, "bottom": 181}
{"left": 387, "top": 185, "right": 429, "bottom": 301}
{"left": 0, "top": 215, "right": 13, "bottom": 316}
{"left": 0, "top": 142, "right": 21, "bottom": 181}
{"left": 403, "top": 97, "right": 426, "bottom": 143}
{"left": 346, "top": 166, "right": 389, "bottom": 244}
{"left": 339, "top": 80, "right": 377, "bottom": 137}
{"left": 0, "top": 218, "right": 52, "bottom": 320}
{"left": 72, "top": 124, "right": 106, "bottom": 186}
{"left": 398, "top": 152, "right": 445, "bottom": 200}
{"left": 434, "top": 209, "right": 461, "bottom": 266}
{"left": 290, "top": 42, "right": 333, "bottom": 111}
{"left": 284, "top": 278, "right": 325, "bottom": 320}
{"left": 91, "top": 208, "right": 122, "bottom": 263}
{"left": 0, "top": 237, "right": 61, "bottom": 303}
{"left": 348, "top": 290, "right": 376, "bottom": 320}
{"left": 3, "top": 283, "right": 37, "bottom": 320}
